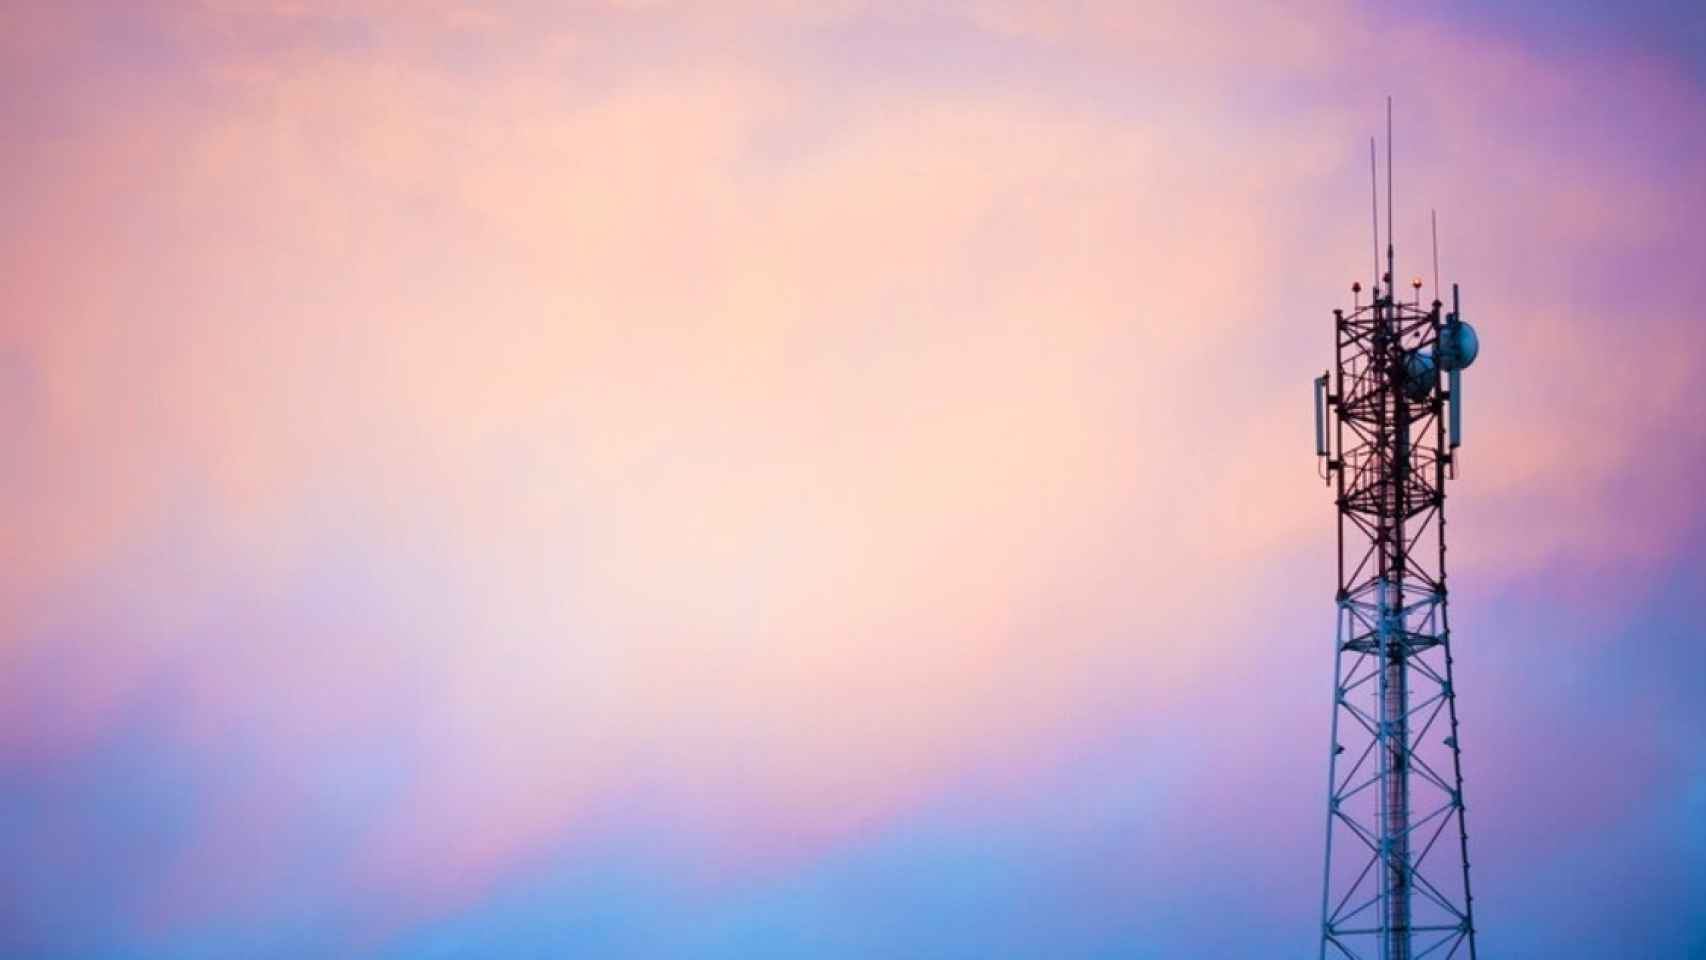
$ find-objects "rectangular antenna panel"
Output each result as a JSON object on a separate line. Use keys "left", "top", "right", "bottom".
{"left": 1450, "top": 368, "right": 1463, "bottom": 448}
{"left": 1314, "top": 374, "right": 1329, "bottom": 456}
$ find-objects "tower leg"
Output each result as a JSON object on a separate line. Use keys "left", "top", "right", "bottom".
{"left": 1440, "top": 604, "right": 1478, "bottom": 960}
{"left": 1320, "top": 606, "right": 1347, "bottom": 959}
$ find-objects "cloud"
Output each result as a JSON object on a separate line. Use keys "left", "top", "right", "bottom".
{"left": 2, "top": 1, "right": 1703, "bottom": 952}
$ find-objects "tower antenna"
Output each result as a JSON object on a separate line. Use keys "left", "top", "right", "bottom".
{"left": 1432, "top": 210, "right": 1441, "bottom": 303}
{"left": 1312, "top": 110, "right": 1484, "bottom": 960}
{"left": 1386, "top": 96, "right": 1394, "bottom": 293}
{"left": 1370, "top": 138, "right": 1381, "bottom": 293}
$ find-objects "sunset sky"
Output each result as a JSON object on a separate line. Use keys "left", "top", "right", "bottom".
{"left": 3, "top": 2, "right": 1703, "bottom": 957}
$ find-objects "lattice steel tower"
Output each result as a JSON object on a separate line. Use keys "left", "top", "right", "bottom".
{"left": 1311, "top": 104, "right": 1482, "bottom": 960}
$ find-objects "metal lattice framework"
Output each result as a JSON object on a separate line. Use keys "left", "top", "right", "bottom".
{"left": 1316, "top": 287, "right": 1478, "bottom": 960}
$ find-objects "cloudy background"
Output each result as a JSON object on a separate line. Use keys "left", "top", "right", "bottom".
{"left": 2, "top": 2, "right": 1703, "bottom": 956}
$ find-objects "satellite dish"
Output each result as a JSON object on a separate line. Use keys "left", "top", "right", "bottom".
{"left": 1438, "top": 319, "right": 1479, "bottom": 371}
{"left": 1403, "top": 349, "right": 1437, "bottom": 401}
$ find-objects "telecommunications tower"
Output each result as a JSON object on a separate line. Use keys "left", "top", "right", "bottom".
{"left": 1311, "top": 101, "right": 1482, "bottom": 960}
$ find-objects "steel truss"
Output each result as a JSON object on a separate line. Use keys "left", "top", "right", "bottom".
{"left": 1318, "top": 294, "right": 1478, "bottom": 960}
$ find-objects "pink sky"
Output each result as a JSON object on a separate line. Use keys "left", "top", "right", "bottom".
{"left": 2, "top": 2, "right": 1703, "bottom": 956}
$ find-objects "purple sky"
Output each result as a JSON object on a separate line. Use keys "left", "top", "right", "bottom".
{"left": 2, "top": 2, "right": 1703, "bottom": 956}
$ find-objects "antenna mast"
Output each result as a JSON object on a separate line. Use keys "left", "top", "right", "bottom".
{"left": 1313, "top": 101, "right": 1484, "bottom": 960}
{"left": 1432, "top": 210, "right": 1441, "bottom": 303}
{"left": 1370, "top": 139, "right": 1381, "bottom": 293}
{"left": 1386, "top": 96, "right": 1394, "bottom": 290}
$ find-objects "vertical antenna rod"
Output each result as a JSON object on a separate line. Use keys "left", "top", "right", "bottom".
{"left": 1386, "top": 96, "right": 1395, "bottom": 291}
{"left": 1432, "top": 210, "right": 1441, "bottom": 304}
{"left": 1370, "top": 138, "right": 1381, "bottom": 291}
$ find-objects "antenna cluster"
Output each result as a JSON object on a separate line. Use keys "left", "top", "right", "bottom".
{"left": 1324, "top": 99, "right": 1480, "bottom": 479}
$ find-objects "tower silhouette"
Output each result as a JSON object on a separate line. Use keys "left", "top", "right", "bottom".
{"left": 1311, "top": 102, "right": 1482, "bottom": 960}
